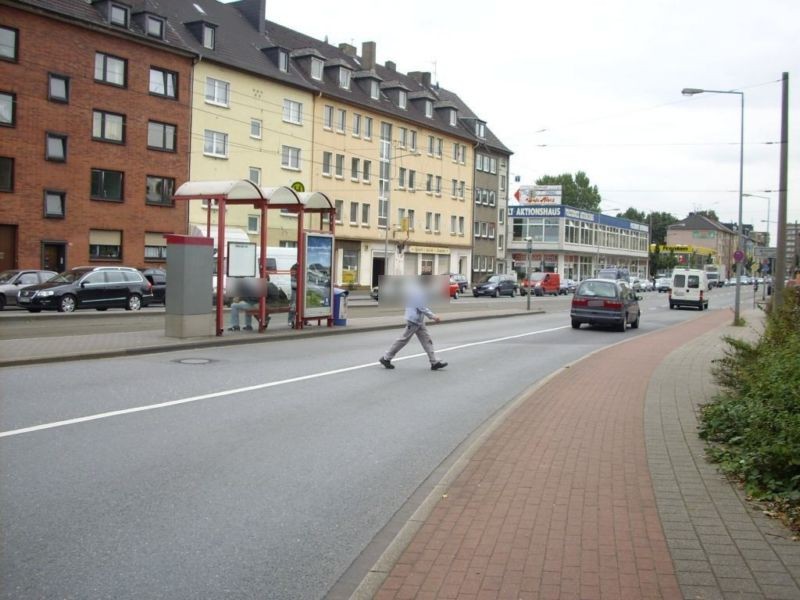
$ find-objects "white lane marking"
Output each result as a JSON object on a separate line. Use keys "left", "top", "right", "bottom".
{"left": 0, "top": 325, "right": 569, "bottom": 439}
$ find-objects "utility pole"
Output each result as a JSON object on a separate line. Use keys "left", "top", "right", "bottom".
{"left": 773, "top": 72, "right": 789, "bottom": 306}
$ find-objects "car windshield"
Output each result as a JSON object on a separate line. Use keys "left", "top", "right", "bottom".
{"left": 49, "top": 269, "right": 92, "bottom": 283}
{"left": 0, "top": 270, "right": 17, "bottom": 283}
{"left": 482, "top": 276, "right": 501, "bottom": 284}
{"left": 577, "top": 280, "right": 618, "bottom": 298}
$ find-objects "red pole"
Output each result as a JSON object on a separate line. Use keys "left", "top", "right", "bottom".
{"left": 215, "top": 198, "right": 226, "bottom": 336}
{"left": 296, "top": 207, "right": 304, "bottom": 329}
{"left": 259, "top": 200, "right": 268, "bottom": 331}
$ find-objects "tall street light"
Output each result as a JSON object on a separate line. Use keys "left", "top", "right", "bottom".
{"left": 525, "top": 236, "right": 533, "bottom": 311}
{"left": 743, "top": 193, "right": 772, "bottom": 244}
{"left": 681, "top": 87, "right": 744, "bottom": 324}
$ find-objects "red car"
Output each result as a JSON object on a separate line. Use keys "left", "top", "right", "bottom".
{"left": 449, "top": 278, "right": 460, "bottom": 299}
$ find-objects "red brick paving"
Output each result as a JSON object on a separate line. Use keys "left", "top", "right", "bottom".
{"left": 375, "top": 310, "right": 731, "bottom": 599}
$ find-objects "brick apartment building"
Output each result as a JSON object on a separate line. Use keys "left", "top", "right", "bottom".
{"left": 0, "top": 0, "right": 193, "bottom": 272}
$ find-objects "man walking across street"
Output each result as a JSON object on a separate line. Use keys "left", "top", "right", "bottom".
{"left": 379, "top": 278, "right": 448, "bottom": 371}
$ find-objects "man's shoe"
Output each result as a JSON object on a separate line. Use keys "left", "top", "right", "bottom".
{"left": 379, "top": 357, "right": 395, "bottom": 369}
{"left": 243, "top": 325, "right": 254, "bottom": 331}
{"left": 431, "top": 361, "right": 448, "bottom": 371}
{"left": 228, "top": 326, "right": 240, "bottom": 331}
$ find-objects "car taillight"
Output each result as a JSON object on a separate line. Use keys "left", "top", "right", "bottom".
{"left": 603, "top": 300, "right": 622, "bottom": 309}
{"left": 572, "top": 298, "right": 588, "bottom": 307}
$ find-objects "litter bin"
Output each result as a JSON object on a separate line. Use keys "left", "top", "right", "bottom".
{"left": 333, "top": 288, "right": 348, "bottom": 326}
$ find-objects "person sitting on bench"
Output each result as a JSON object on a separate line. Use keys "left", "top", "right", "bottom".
{"left": 228, "top": 278, "right": 261, "bottom": 331}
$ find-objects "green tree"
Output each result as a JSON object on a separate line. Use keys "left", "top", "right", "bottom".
{"left": 648, "top": 211, "right": 679, "bottom": 246}
{"left": 694, "top": 209, "right": 720, "bottom": 222}
{"left": 535, "top": 171, "right": 601, "bottom": 211}
{"left": 617, "top": 207, "right": 647, "bottom": 223}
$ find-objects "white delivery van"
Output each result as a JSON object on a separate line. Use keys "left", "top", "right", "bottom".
{"left": 669, "top": 269, "right": 709, "bottom": 310}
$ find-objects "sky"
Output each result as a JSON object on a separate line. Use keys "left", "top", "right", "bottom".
{"left": 258, "top": 0, "right": 798, "bottom": 241}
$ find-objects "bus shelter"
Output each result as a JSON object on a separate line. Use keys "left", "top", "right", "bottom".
{"left": 172, "top": 180, "right": 335, "bottom": 335}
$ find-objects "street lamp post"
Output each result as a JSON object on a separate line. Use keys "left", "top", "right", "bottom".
{"left": 525, "top": 236, "right": 532, "bottom": 311}
{"left": 682, "top": 86, "right": 745, "bottom": 324}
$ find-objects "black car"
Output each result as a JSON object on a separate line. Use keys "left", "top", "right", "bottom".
{"left": 17, "top": 266, "right": 153, "bottom": 313}
{"left": 570, "top": 278, "right": 641, "bottom": 331}
{"left": 140, "top": 268, "right": 166, "bottom": 304}
{"left": 472, "top": 274, "right": 517, "bottom": 298}
{"left": 0, "top": 269, "right": 57, "bottom": 309}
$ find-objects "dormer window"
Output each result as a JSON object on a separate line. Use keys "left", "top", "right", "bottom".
{"left": 424, "top": 100, "right": 433, "bottom": 118}
{"left": 370, "top": 80, "right": 380, "bottom": 100}
{"left": 146, "top": 16, "right": 165, "bottom": 39}
{"left": 398, "top": 90, "right": 407, "bottom": 109}
{"left": 449, "top": 109, "right": 457, "bottom": 127}
{"left": 109, "top": 4, "right": 129, "bottom": 27}
{"left": 475, "top": 121, "right": 485, "bottom": 138}
{"left": 202, "top": 24, "right": 215, "bottom": 49}
{"left": 278, "top": 50, "right": 289, "bottom": 73}
{"left": 339, "top": 68, "right": 351, "bottom": 90}
{"left": 310, "top": 57, "right": 324, "bottom": 80}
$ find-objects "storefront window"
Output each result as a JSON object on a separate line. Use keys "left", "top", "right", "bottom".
{"left": 342, "top": 248, "right": 359, "bottom": 285}
{"left": 421, "top": 255, "right": 434, "bottom": 275}
{"left": 544, "top": 218, "right": 559, "bottom": 242}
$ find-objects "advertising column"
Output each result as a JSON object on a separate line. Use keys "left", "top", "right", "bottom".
{"left": 304, "top": 233, "right": 333, "bottom": 319}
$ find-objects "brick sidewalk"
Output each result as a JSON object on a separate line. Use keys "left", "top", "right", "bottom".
{"left": 373, "top": 310, "right": 732, "bottom": 600}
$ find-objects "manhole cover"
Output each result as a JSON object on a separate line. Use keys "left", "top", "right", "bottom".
{"left": 173, "top": 358, "right": 216, "bottom": 365}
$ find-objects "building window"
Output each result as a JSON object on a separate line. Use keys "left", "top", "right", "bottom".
{"left": 146, "top": 16, "right": 165, "bottom": 39}
{"left": 144, "top": 233, "right": 167, "bottom": 261}
{"left": 0, "top": 26, "right": 18, "bottom": 62}
{"left": 278, "top": 50, "right": 289, "bottom": 72}
{"left": 458, "top": 216, "right": 465, "bottom": 235}
{"left": 451, "top": 179, "right": 457, "bottom": 197}
{"left": 398, "top": 127, "right": 407, "bottom": 148}
{"left": 449, "top": 109, "right": 457, "bottom": 126}
{"left": 408, "top": 170, "right": 416, "bottom": 191}
{"left": 203, "top": 129, "right": 228, "bottom": 158}
{"left": 281, "top": 146, "right": 301, "bottom": 170}
{"left": 370, "top": 80, "right": 380, "bottom": 100}
{"left": 450, "top": 215, "right": 457, "bottom": 235}
{"left": 407, "top": 209, "right": 415, "bottom": 231}
{"left": 398, "top": 167, "right": 406, "bottom": 188}
{"left": 362, "top": 160, "right": 371, "bottom": 183}
{"left": 249, "top": 118, "right": 262, "bottom": 139}
{"left": 459, "top": 181, "right": 465, "bottom": 198}
{"left": 146, "top": 175, "right": 174, "bottom": 206}
{"left": 489, "top": 191, "right": 496, "bottom": 207}
{"left": 352, "top": 113, "right": 361, "bottom": 136}
{"left": 89, "top": 230, "right": 122, "bottom": 260}
{"left": 322, "top": 151, "right": 332, "bottom": 176}
{"left": 427, "top": 135, "right": 434, "bottom": 155}
{"left": 397, "top": 208, "right": 406, "bottom": 229}
{"left": 147, "top": 121, "right": 175, "bottom": 151}
{"left": 333, "top": 154, "right": 344, "bottom": 178}
{"left": 149, "top": 67, "right": 177, "bottom": 98}
{"left": 424, "top": 100, "right": 433, "bottom": 118}
{"left": 247, "top": 215, "right": 259, "bottom": 234}
{"left": 48, "top": 74, "right": 70, "bottom": 103}
{"left": 425, "top": 211, "right": 433, "bottom": 231}
{"left": 44, "top": 190, "right": 65, "bottom": 218}
{"left": 0, "top": 92, "right": 14, "bottom": 126}
{"left": 0, "top": 156, "right": 12, "bottom": 191}
{"left": 91, "top": 168, "right": 124, "bottom": 201}
{"left": 336, "top": 109, "right": 346, "bottom": 132}
{"left": 475, "top": 121, "right": 485, "bottom": 138}
{"left": 426, "top": 174, "right": 433, "bottom": 193}
{"left": 310, "top": 57, "right": 323, "bottom": 80}
{"left": 45, "top": 133, "right": 67, "bottom": 162}
{"left": 282, "top": 99, "right": 303, "bottom": 124}
{"left": 323, "top": 105, "right": 333, "bottom": 129}
{"left": 474, "top": 188, "right": 481, "bottom": 204}
{"left": 434, "top": 213, "right": 441, "bottom": 233}
{"left": 436, "top": 138, "right": 443, "bottom": 158}
{"left": 398, "top": 90, "right": 407, "bottom": 109}
{"left": 490, "top": 158, "right": 497, "bottom": 174}
{"left": 334, "top": 199, "right": 343, "bottom": 223}
{"left": 202, "top": 24, "right": 215, "bottom": 49}
{"left": 361, "top": 203, "right": 370, "bottom": 226}
{"left": 409, "top": 130, "right": 417, "bottom": 151}
{"left": 364, "top": 116, "right": 373, "bottom": 139}
{"left": 94, "top": 52, "right": 126, "bottom": 87}
{"left": 205, "top": 77, "right": 229, "bottom": 106}
{"left": 248, "top": 167, "right": 261, "bottom": 186}
{"left": 474, "top": 222, "right": 480, "bottom": 238}
{"left": 109, "top": 4, "right": 129, "bottom": 27}
{"left": 339, "top": 68, "right": 351, "bottom": 89}
{"left": 500, "top": 175, "right": 506, "bottom": 192}
{"left": 435, "top": 176, "right": 442, "bottom": 195}
{"left": 489, "top": 223, "right": 496, "bottom": 239}
{"left": 351, "top": 157, "right": 360, "bottom": 180}
{"left": 349, "top": 201, "right": 359, "bottom": 224}
{"left": 498, "top": 234, "right": 504, "bottom": 250}
{"left": 498, "top": 208, "right": 504, "bottom": 225}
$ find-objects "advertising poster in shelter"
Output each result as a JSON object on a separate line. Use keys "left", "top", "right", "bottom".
{"left": 304, "top": 233, "right": 333, "bottom": 318}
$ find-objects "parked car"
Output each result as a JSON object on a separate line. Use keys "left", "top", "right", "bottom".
{"left": 140, "top": 268, "right": 166, "bottom": 304}
{"left": 596, "top": 267, "right": 631, "bottom": 283}
{"left": 448, "top": 273, "right": 469, "bottom": 293}
{"left": 520, "top": 272, "right": 560, "bottom": 296}
{"left": 473, "top": 274, "right": 517, "bottom": 297}
{"left": 656, "top": 277, "right": 672, "bottom": 293}
{"left": 571, "top": 278, "right": 641, "bottom": 332}
{"left": 0, "top": 269, "right": 57, "bottom": 310}
{"left": 669, "top": 269, "right": 709, "bottom": 310}
{"left": 17, "top": 266, "right": 153, "bottom": 313}
{"left": 641, "top": 279, "right": 655, "bottom": 292}
{"left": 559, "top": 278, "right": 577, "bottom": 295}
{"left": 448, "top": 277, "right": 461, "bottom": 299}
{"left": 629, "top": 278, "right": 643, "bottom": 292}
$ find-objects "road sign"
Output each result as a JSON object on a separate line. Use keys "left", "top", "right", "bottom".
{"left": 733, "top": 250, "right": 745, "bottom": 262}
{"left": 753, "top": 246, "right": 777, "bottom": 259}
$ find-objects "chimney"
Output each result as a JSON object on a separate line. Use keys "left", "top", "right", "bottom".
{"left": 361, "top": 41, "right": 376, "bottom": 70}
{"left": 339, "top": 43, "right": 357, "bottom": 58}
{"left": 235, "top": 0, "right": 266, "bottom": 35}
{"left": 409, "top": 71, "right": 432, "bottom": 88}
{"left": 385, "top": 60, "right": 396, "bottom": 72}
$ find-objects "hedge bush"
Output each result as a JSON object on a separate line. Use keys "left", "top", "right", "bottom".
{"left": 699, "top": 288, "right": 800, "bottom": 527}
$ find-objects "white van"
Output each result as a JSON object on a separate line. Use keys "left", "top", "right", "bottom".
{"left": 669, "top": 269, "right": 709, "bottom": 310}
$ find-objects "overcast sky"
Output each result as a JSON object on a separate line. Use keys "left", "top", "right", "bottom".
{"left": 261, "top": 0, "right": 798, "bottom": 239}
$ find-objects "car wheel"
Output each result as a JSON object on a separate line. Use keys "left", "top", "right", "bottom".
{"left": 126, "top": 294, "right": 142, "bottom": 311}
{"left": 473, "top": 293, "right": 479, "bottom": 298}
{"left": 571, "top": 319, "right": 581, "bottom": 329}
{"left": 27, "top": 308, "right": 42, "bottom": 313}
{"left": 617, "top": 313, "right": 627, "bottom": 332}
{"left": 96, "top": 307, "right": 108, "bottom": 311}
{"left": 0, "top": 296, "right": 5, "bottom": 310}
{"left": 669, "top": 302, "right": 675, "bottom": 309}
{"left": 510, "top": 288, "right": 515, "bottom": 298}
{"left": 631, "top": 312, "right": 640, "bottom": 329}
{"left": 58, "top": 294, "right": 76, "bottom": 313}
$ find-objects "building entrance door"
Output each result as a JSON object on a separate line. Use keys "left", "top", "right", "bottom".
{"left": 371, "top": 257, "right": 385, "bottom": 287}
{"left": 42, "top": 242, "right": 66, "bottom": 272}
{"left": 0, "top": 225, "right": 16, "bottom": 271}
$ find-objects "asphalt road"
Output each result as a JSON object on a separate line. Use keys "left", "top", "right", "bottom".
{"left": 0, "top": 288, "right": 744, "bottom": 599}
